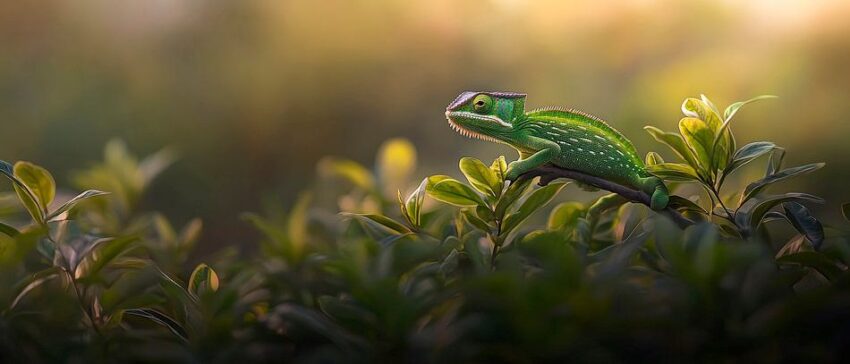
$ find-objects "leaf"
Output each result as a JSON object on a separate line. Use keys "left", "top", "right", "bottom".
{"left": 501, "top": 182, "right": 566, "bottom": 236}
{"left": 8, "top": 266, "right": 62, "bottom": 311}
{"left": 0, "top": 161, "right": 47, "bottom": 224}
{"left": 459, "top": 157, "right": 500, "bottom": 197}
{"left": 13, "top": 161, "right": 56, "bottom": 213}
{"left": 777, "top": 252, "right": 843, "bottom": 281}
{"left": 426, "top": 176, "right": 486, "bottom": 207}
{"left": 138, "top": 147, "right": 177, "bottom": 186}
{"left": 644, "top": 126, "right": 700, "bottom": 170}
{"left": 344, "top": 213, "right": 411, "bottom": 234}
{"left": 46, "top": 190, "right": 109, "bottom": 221}
{"left": 402, "top": 178, "right": 428, "bottom": 227}
{"left": 725, "top": 141, "right": 775, "bottom": 176}
{"left": 843, "top": 203, "right": 850, "bottom": 222}
{"left": 0, "top": 222, "right": 20, "bottom": 237}
{"left": 462, "top": 209, "right": 491, "bottom": 232}
{"left": 494, "top": 178, "right": 531, "bottom": 218}
{"left": 188, "top": 263, "right": 220, "bottom": 297}
{"left": 679, "top": 117, "right": 716, "bottom": 174}
{"left": 782, "top": 202, "right": 824, "bottom": 250}
{"left": 742, "top": 163, "right": 825, "bottom": 203}
{"left": 735, "top": 193, "right": 824, "bottom": 237}
{"left": 547, "top": 202, "right": 584, "bottom": 230}
{"left": 490, "top": 156, "right": 508, "bottom": 186}
{"left": 74, "top": 235, "right": 140, "bottom": 280}
{"left": 667, "top": 195, "right": 707, "bottom": 214}
{"left": 318, "top": 157, "right": 375, "bottom": 191}
{"left": 765, "top": 148, "right": 786, "bottom": 177}
{"left": 287, "top": 192, "right": 312, "bottom": 258}
{"left": 645, "top": 152, "right": 664, "bottom": 166}
{"left": 723, "top": 95, "right": 777, "bottom": 121}
{"left": 682, "top": 96, "right": 723, "bottom": 131}
{"left": 646, "top": 163, "right": 701, "bottom": 182}
{"left": 124, "top": 308, "right": 189, "bottom": 342}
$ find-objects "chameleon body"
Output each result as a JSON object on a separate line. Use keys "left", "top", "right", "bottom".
{"left": 445, "top": 91, "right": 669, "bottom": 210}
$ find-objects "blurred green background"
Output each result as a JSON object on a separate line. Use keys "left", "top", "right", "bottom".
{"left": 2, "top": 0, "right": 849, "bottom": 249}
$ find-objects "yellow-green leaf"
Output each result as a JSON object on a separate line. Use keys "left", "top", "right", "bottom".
{"left": 646, "top": 163, "right": 700, "bottom": 182}
{"left": 426, "top": 176, "right": 486, "bottom": 207}
{"left": 13, "top": 161, "right": 56, "bottom": 223}
{"left": 645, "top": 152, "right": 664, "bottom": 166}
{"left": 682, "top": 97, "right": 723, "bottom": 132}
{"left": 547, "top": 202, "right": 584, "bottom": 230}
{"left": 188, "top": 263, "right": 220, "bottom": 297}
{"left": 459, "top": 157, "right": 500, "bottom": 197}
{"left": 644, "top": 126, "right": 700, "bottom": 170}
{"left": 678, "top": 117, "right": 715, "bottom": 174}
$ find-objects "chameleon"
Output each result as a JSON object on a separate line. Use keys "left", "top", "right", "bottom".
{"left": 444, "top": 91, "right": 669, "bottom": 210}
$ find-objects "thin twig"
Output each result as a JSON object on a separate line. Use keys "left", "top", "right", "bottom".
{"left": 518, "top": 164, "right": 695, "bottom": 229}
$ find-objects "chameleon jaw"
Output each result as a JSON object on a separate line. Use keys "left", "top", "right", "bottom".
{"left": 446, "top": 114, "right": 502, "bottom": 143}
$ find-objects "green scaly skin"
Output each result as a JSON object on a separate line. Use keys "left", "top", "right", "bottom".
{"left": 445, "top": 91, "right": 669, "bottom": 210}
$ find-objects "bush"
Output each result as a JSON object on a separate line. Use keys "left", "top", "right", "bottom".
{"left": 0, "top": 96, "right": 848, "bottom": 363}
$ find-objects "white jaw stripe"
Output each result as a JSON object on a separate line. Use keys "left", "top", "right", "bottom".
{"left": 447, "top": 111, "right": 512, "bottom": 128}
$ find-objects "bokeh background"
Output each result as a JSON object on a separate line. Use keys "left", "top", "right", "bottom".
{"left": 2, "top": 0, "right": 849, "bottom": 250}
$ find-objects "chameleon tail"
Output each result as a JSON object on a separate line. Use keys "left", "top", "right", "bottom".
{"left": 638, "top": 176, "right": 669, "bottom": 210}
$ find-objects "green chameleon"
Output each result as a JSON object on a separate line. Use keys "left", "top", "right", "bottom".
{"left": 445, "top": 91, "right": 669, "bottom": 210}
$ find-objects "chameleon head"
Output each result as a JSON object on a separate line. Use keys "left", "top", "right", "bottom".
{"left": 445, "top": 91, "right": 526, "bottom": 142}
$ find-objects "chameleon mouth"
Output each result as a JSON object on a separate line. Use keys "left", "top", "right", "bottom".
{"left": 445, "top": 111, "right": 503, "bottom": 143}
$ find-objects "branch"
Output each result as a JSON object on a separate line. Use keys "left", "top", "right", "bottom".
{"left": 518, "top": 164, "right": 694, "bottom": 229}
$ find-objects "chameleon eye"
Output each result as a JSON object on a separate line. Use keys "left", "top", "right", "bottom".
{"left": 472, "top": 95, "right": 492, "bottom": 113}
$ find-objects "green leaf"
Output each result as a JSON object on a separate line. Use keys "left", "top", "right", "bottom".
{"left": 426, "top": 176, "right": 486, "bottom": 207}
{"left": 735, "top": 193, "right": 824, "bottom": 237}
{"left": 725, "top": 142, "right": 775, "bottom": 176}
{"left": 46, "top": 190, "right": 109, "bottom": 221}
{"left": 678, "top": 117, "right": 715, "bottom": 174}
{"left": 782, "top": 202, "right": 824, "bottom": 250}
{"left": 668, "top": 195, "right": 707, "bottom": 214}
{"left": 644, "top": 152, "right": 664, "bottom": 166}
{"left": 13, "top": 161, "right": 55, "bottom": 213}
{"left": 777, "top": 251, "right": 843, "bottom": 281}
{"left": 462, "top": 209, "right": 491, "bottom": 232}
{"left": 74, "top": 235, "right": 140, "bottom": 280}
{"left": 742, "top": 163, "right": 825, "bottom": 203}
{"left": 494, "top": 178, "right": 531, "bottom": 218}
{"left": 765, "top": 148, "right": 786, "bottom": 177}
{"left": 402, "top": 178, "right": 428, "bottom": 227}
{"left": 124, "top": 308, "right": 189, "bottom": 342}
{"left": 646, "top": 163, "right": 701, "bottom": 182}
{"left": 344, "top": 213, "right": 411, "bottom": 234}
{"left": 501, "top": 182, "right": 566, "bottom": 236}
{"left": 0, "top": 222, "right": 20, "bottom": 237}
{"left": 459, "top": 157, "right": 500, "bottom": 197}
{"left": 644, "top": 126, "right": 700, "bottom": 170}
{"left": 188, "top": 263, "right": 220, "bottom": 297}
{"left": 723, "top": 95, "right": 777, "bottom": 121}
{"left": 547, "top": 202, "right": 584, "bottom": 230}
{"left": 843, "top": 203, "right": 850, "bottom": 222}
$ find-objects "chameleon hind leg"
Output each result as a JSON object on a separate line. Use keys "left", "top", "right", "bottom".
{"left": 637, "top": 176, "right": 669, "bottom": 210}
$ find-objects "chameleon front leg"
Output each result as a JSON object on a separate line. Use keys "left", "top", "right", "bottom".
{"left": 505, "top": 138, "right": 561, "bottom": 181}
